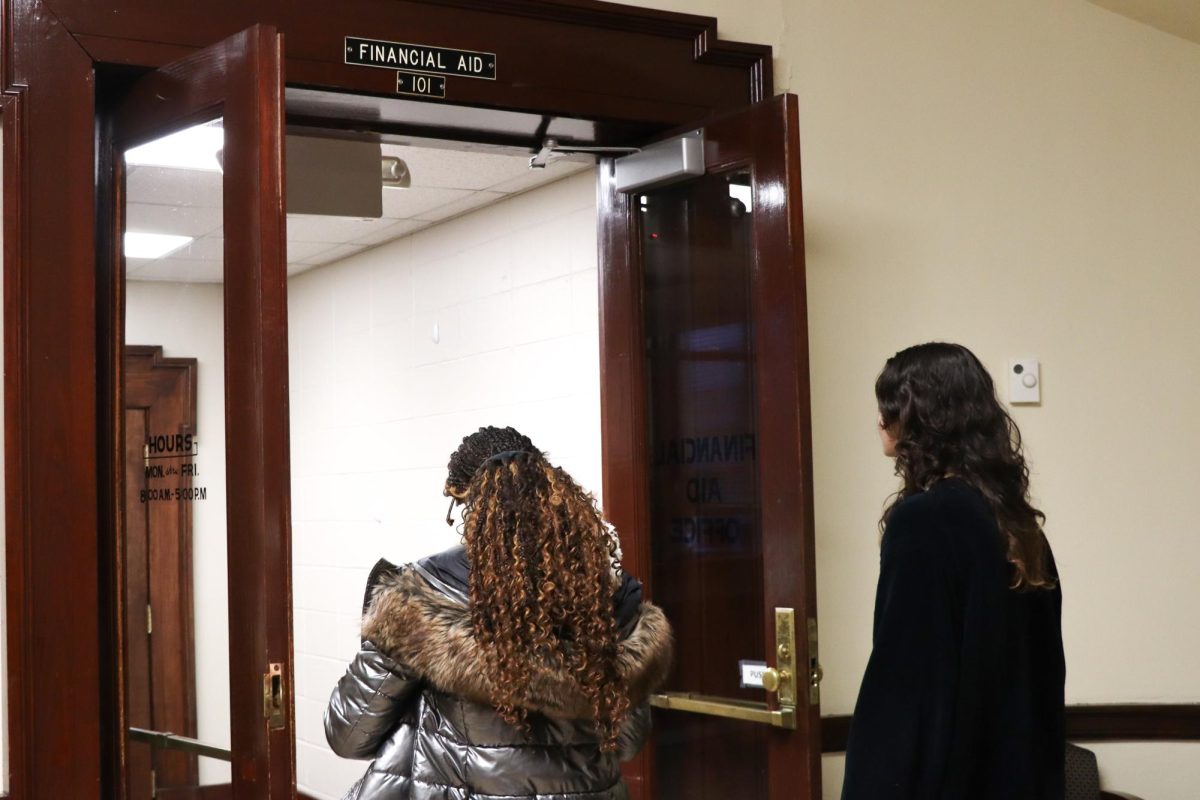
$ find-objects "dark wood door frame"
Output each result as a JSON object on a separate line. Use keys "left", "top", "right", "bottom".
{"left": 107, "top": 24, "right": 293, "bottom": 800}
{"left": 2, "top": 1, "right": 771, "bottom": 798}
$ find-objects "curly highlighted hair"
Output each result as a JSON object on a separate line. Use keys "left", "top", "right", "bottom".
{"left": 445, "top": 427, "right": 630, "bottom": 750}
{"left": 876, "top": 343, "right": 1055, "bottom": 591}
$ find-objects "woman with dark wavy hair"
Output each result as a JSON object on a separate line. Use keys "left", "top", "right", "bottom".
{"left": 842, "top": 343, "right": 1066, "bottom": 800}
{"left": 324, "top": 426, "right": 672, "bottom": 800}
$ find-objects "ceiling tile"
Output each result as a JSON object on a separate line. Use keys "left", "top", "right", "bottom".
{"left": 287, "top": 261, "right": 324, "bottom": 278}
{"left": 287, "top": 214, "right": 393, "bottom": 243}
{"left": 415, "top": 190, "right": 506, "bottom": 223}
{"left": 296, "top": 242, "right": 369, "bottom": 266}
{"left": 126, "top": 202, "right": 223, "bottom": 238}
{"left": 127, "top": 166, "right": 223, "bottom": 209}
{"left": 350, "top": 218, "right": 429, "bottom": 246}
{"left": 288, "top": 240, "right": 343, "bottom": 262}
{"left": 130, "top": 257, "right": 224, "bottom": 284}
{"left": 380, "top": 186, "right": 472, "bottom": 219}
{"left": 487, "top": 159, "right": 592, "bottom": 194}
{"left": 125, "top": 257, "right": 155, "bottom": 277}
{"left": 122, "top": 143, "right": 599, "bottom": 284}
{"left": 175, "top": 235, "right": 224, "bottom": 261}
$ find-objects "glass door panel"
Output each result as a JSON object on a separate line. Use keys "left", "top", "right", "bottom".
{"left": 110, "top": 25, "right": 293, "bottom": 800}
{"left": 122, "top": 120, "right": 232, "bottom": 796}
{"left": 643, "top": 170, "right": 769, "bottom": 798}
{"left": 605, "top": 94, "right": 820, "bottom": 799}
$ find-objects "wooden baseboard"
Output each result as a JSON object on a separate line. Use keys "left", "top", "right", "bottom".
{"left": 821, "top": 715, "right": 853, "bottom": 754}
{"left": 156, "top": 784, "right": 232, "bottom": 799}
{"left": 821, "top": 704, "right": 1200, "bottom": 754}
{"left": 1066, "top": 704, "right": 1200, "bottom": 741}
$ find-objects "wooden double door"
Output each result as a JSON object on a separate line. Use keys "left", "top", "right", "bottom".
{"left": 95, "top": 17, "right": 819, "bottom": 800}
{"left": 599, "top": 103, "right": 821, "bottom": 799}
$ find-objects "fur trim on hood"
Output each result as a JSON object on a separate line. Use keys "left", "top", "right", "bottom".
{"left": 361, "top": 566, "right": 673, "bottom": 719}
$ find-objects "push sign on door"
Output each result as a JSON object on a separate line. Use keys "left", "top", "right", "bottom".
{"left": 739, "top": 660, "right": 769, "bottom": 689}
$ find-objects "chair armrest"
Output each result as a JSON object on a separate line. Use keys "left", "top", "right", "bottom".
{"left": 1101, "top": 792, "right": 1145, "bottom": 800}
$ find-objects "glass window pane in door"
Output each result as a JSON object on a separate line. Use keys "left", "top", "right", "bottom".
{"left": 642, "top": 170, "right": 768, "bottom": 799}
{"left": 122, "top": 118, "right": 232, "bottom": 797}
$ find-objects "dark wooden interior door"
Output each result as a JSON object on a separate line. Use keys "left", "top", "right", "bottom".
{"left": 600, "top": 94, "right": 820, "bottom": 800}
{"left": 109, "top": 24, "right": 294, "bottom": 800}
{"left": 124, "top": 346, "right": 201, "bottom": 799}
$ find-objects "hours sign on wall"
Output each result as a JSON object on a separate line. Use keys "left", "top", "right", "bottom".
{"left": 345, "top": 36, "right": 497, "bottom": 99}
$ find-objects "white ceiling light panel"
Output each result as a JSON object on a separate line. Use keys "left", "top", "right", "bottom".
{"left": 125, "top": 121, "right": 224, "bottom": 172}
{"left": 124, "top": 231, "right": 194, "bottom": 259}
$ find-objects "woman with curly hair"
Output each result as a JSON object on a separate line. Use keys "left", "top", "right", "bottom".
{"left": 842, "top": 343, "right": 1066, "bottom": 800}
{"left": 325, "top": 426, "right": 672, "bottom": 800}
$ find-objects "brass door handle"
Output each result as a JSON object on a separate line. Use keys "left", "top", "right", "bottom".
{"left": 128, "top": 727, "right": 232, "bottom": 761}
{"left": 649, "top": 692, "right": 797, "bottom": 729}
{"left": 760, "top": 667, "right": 792, "bottom": 694}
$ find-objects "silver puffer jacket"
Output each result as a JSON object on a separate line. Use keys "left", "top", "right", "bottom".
{"left": 325, "top": 553, "right": 673, "bottom": 800}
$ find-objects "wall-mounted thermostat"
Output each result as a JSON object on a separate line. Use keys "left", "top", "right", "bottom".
{"left": 1008, "top": 358, "right": 1040, "bottom": 405}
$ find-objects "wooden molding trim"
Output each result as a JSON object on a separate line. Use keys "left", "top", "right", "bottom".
{"left": 422, "top": 0, "right": 773, "bottom": 87}
{"left": 4, "top": 2, "right": 104, "bottom": 795}
{"left": 821, "top": 704, "right": 1200, "bottom": 754}
{"left": 152, "top": 782, "right": 323, "bottom": 799}
{"left": 1066, "top": 704, "right": 1200, "bottom": 742}
{"left": 2, "top": 85, "right": 31, "bottom": 800}
{"left": 821, "top": 715, "right": 852, "bottom": 754}
{"left": 47, "top": 0, "right": 773, "bottom": 119}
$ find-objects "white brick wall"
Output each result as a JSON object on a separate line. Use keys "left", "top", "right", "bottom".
{"left": 287, "top": 168, "right": 601, "bottom": 799}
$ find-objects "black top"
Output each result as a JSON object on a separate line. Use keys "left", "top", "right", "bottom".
{"left": 365, "top": 546, "right": 645, "bottom": 638}
{"left": 842, "top": 478, "right": 1066, "bottom": 800}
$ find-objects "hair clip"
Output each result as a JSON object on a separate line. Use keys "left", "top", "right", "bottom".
{"left": 482, "top": 449, "right": 531, "bottom": 469}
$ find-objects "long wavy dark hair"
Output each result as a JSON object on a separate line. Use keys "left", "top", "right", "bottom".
{"left": 876, "top": 343, "right": 1055, "bottom": 590}
{"left": 444, "top": 426, "right": 629, "bottom": 750}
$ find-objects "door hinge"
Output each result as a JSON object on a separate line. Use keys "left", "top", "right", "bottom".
{"left": 146, "top": 603, "right": 153, "bottom": 635}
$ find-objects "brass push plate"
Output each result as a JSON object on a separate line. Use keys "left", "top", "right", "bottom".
{"left": 650, "top": 692, "right": 797, "bottom": 730}
{"left": 648, "top": 607, "right": 803, "bottom": 730}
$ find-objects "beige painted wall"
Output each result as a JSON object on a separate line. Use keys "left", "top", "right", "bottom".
{"left": 619, "top": 0, "right": 1200, "bottom": 797}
